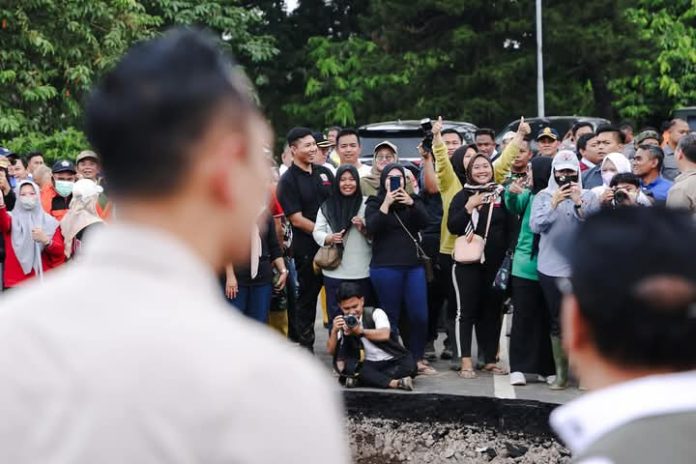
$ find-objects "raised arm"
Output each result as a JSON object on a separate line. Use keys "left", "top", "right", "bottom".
{"left": 493, "top": 117, "right": 531, "bottom": 183}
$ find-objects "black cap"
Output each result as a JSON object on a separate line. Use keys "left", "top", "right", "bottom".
{"left": 52, "top": 159, "right": 77, "bottom": 174}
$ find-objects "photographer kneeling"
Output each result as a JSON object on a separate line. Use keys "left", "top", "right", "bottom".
{"left": 327, "top": 282, "right": 417, "bottom": 391}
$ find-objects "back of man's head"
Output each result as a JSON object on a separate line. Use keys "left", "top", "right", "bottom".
{"left": 569, "top": 207, "right": 696, "bottom": 372}
{"left": 677, "top": 132, "right": 696, "bottom": 164}
{"left": 85, "top": 28, "right": 255, "bottom": 198}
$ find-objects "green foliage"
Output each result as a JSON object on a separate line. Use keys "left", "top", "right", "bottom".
{"left": 3, "top": 127, "right": 88, "bottom": 165}
{"left": 0, "top": 0, "right": 276, "bottom": 144}
{"left": 609, "top": 0, "right": 696, "bottom": 121}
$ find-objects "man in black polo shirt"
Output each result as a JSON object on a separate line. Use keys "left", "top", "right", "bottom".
{"left": 277, "top": 127, "right": 334, "bottom": 351}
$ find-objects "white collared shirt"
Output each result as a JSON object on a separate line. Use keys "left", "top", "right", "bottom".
{"left": 551, "top": 371, "right": 696, "bottom": 460}
{"left": 0, "top": 223, "right": 350, "bottom": 464}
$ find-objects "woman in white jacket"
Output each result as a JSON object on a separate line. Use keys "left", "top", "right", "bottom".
{"left": 314, "top": 165, "right": 373, "bottom": 329}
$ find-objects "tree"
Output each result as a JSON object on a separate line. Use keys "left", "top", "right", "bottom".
{"left": 0, "top": 1, "right": 159, "bottom": 138}
{"left": 609, "top": 0, "right": 696, "bottom": 124}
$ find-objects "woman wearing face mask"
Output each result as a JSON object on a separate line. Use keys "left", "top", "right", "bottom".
{"left": 530, "top": 150, "right": 600, "bottom": 389}
{"left": 314, "top": 165, "right": 373, "bottom": 328}
{"left": 592, "top": 152, "right": 652, "bottom": 207}
{"left": 0, "top": 180, "right": 66, "bottom": 289}
{"left": 365, "top": 163, "right": 436, "bottom": 375}
{"left": 504, "top": 157, "right": 555, "bottom": 386}
{"left": 60, "top": 179, "right": 105, "bottom": 260}
{"left": 448, "top": 154, "right": 511, "bottom": 378}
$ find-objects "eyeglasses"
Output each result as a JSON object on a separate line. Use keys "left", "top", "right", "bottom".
{"left": 375, "top": 155, "right": 395, "bottom": 161}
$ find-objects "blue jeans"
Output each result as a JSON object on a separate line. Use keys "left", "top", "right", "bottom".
{"left": 370, "top": 266, "right": 428, "bottom": 359}
{"left": 227, "top": 284, "right": 273, "bottom": 323}
{"left": 323, "top": 276, "right": 374, "bottom": 331}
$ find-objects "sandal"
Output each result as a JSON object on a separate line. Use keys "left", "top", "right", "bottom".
{"left": 482, "top": 363, "right": 509, "bottom": 375}
{"left": 417, "top": 363, "right": 438, "bottom": 376}
{"left": 457, "top": 368, "right": 477, "bottom": 379}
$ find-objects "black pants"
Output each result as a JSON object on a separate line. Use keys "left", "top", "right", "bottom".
{"left": 360, "top": 355, "right": 418, "bottom": 389}
{"left": 509, "top": 276, "right": 555, "bottom": 375}
{"left": 422, "top": 234, "right": 446, "bottom": 344}
{"left": 294, "top": 253, "right": 324, "bottom": 351}
{"left": 439, "top": 253, "right": 457, "bottom": 352}
{"left": 538, "top": 272, "right": 563, "bottom": 337}
{"left": 452, "top": 262, "right": 505, "bottom": 363}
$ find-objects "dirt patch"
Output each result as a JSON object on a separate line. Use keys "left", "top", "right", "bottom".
{"left": 348, "top": 417, "right": 571, "bottom": 463}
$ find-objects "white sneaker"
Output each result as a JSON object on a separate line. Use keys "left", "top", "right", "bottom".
{"left": 510, "top": 371, "right": 526, "bottom": 386}
{"left": 546, "top": 375, "right": 557, "bottom": 385}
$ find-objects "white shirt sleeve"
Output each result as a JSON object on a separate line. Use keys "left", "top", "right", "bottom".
{"left": 371, "top": 308, "right": 391, "bottom": 331}
{"left": 313, "top": 208, "right": 331, "bottom": 247}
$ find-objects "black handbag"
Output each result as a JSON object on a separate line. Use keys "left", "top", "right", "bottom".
{"left": 393, "top": 212, "right": 434, "bottom": 283}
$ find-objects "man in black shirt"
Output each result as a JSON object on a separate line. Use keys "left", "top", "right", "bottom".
{"left": 277, "top": 127, "right": 334, "bottom": 351}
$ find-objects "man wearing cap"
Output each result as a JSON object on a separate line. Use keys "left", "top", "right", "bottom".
{"left": 537, "top": 127, "right": 560, "bottom": 158}
{"left": 633, "top": 129, "right": 661, "bottom": 149}
{"left": 76, "top": 150, "right": 112, "bottom": 219}
{"left": 41, "top": 160, "right": 77, "bottom": 221}
{"left": 312, "top": 132, "right": 336, "bottom": 174}
{"left": 76, "top": 150, "right": 101, "bottom": 182}
{"left": 550, "top": 207, "right": 696, "bottom": 462}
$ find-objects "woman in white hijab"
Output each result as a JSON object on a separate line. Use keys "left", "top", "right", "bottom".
{"left": 0, "top": 180, "right": 65, "bottom": 288}
{"left": 592, "top": 152, "right": 652, "bottom": 206}
{"left": 61, "top": 179, "right": 105, "bottom": 259}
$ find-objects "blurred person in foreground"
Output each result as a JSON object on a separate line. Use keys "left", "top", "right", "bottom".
{"left": 60, "top": 179, "right": 105, "bottom": 260}
{"left": 0, "top": 28, "right": 348, "bottom": 463}
{"left": 551, "top": 207, "right": 696, "bottom": 463}
{"left": 667, "top": 133, "right": 696, "bottom": 213}
{"left": 327, "top": 282, "right": 416, "bottom": 391}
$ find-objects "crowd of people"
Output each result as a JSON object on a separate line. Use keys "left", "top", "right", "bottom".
{"left": 0, "top": 149, "right": 108, "bottom": 289}
{"left": 0, "top": 27, "right": 693, "bottom": 462}
{"left": 2, "top": 115, "right": 695, "bottom": 393}
{"left": 266, "top": 115, "right": 696, "bottom": 391}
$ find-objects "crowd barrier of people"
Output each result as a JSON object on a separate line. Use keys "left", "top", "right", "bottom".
{"left": 2, "top": 115, "right": 695, "bottom": 394}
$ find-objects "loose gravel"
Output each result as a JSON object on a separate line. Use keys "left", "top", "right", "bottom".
{"left": 348, "top": 417, "right": 571, "bottom": 463}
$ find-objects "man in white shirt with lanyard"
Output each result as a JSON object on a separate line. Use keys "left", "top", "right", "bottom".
{"left": 327, "top": 281, "right": 417, "bottom": 391}
{"left": 0, "top": 28, "right": 349, "bottom": 464}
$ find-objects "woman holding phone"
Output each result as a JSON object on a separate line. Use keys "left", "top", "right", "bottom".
{"left": 530, "top": 150, "right": 600, "bottom": 389}
{"left": 365, "top": 163, "right": 436, "bottom": 375}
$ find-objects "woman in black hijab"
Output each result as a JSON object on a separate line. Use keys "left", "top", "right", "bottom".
{"left": 365, "top": 163, "right": 437, "bottom": 375}
{"left": 504, "top": 156, "right": 555, "bottom": 386}
{"left": 313, "top": 165, "right": 373, "bottom": 328}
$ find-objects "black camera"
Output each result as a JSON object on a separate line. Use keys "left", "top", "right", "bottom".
{"left": 344, "top": 315, "right": 359, "bottom": 328}
{"left": 613, "top": 189, "right": 629, "bottom": 206}
{"left": 420, "top": 118, "right": 434, "bottom": 153}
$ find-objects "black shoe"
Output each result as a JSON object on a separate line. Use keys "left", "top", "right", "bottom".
{"left": 440, "top": 349, "right": 453, "bottom": 360}
{"left": 345, "top": 377, "right": 358, "bottom": 389}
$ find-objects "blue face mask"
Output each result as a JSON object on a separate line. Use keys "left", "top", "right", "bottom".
{"left": 55, "top": 180, "right": 74, "bottom": 197}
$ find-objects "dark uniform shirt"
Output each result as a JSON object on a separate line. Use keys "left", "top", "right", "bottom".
{"left": 277, "top": 163, "right": 334, "bottom": 258}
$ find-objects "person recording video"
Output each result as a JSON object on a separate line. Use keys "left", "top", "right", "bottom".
{"left": 327, "top": 282, "right": 417, "bottom": 391}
